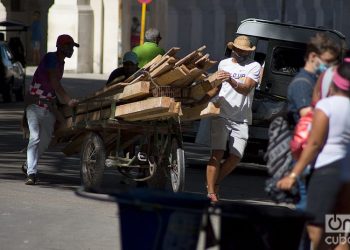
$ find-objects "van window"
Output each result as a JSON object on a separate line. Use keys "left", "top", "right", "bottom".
{"left": 254, "top": 39, "right": 268, "bottom": 66}
{"left": 271, "top": 46, "right": 305, "bottom": 76}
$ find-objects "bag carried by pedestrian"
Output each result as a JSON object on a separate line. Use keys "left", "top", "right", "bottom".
{"left": 264, "top": 115, "right": 300, "bottom": 204}
{"left": 290, "top": 110, "right": 313, "bottom": 160}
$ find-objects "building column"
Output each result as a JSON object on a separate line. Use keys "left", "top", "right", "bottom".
{"left": 48, "top": 0, "right": 94, "bottom": 72}
{"left": 90, "top": 0, "right": 103, "bottom": 73}
{"left": 121, "top": 0, "right": 131, "bottom": 54}
{"left": 39, "top": 0, "right": 54, "bottom": 56}
{"left": 0, "top": 1, "right": 6, "bottom": 20}
{"left": 77, "top": 0, "right": 94, "bottom": 73}
{"left": 102, "top": 0, "right": 120, "bottom": 74}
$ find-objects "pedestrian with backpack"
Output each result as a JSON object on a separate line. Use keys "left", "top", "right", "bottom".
{"left": 277, "top": 60, "right": 350, "bottom": 250}
{"left": 286, "top": 33, "right": 340, "bottom": 211}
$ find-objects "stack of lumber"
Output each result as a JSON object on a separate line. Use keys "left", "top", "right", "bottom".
{"left": 58, "top": 46, "right": 227, "bottom": 132}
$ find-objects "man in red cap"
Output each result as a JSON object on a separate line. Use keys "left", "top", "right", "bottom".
{"left": 22, "top": 34, "right": 79, "bottom": 185}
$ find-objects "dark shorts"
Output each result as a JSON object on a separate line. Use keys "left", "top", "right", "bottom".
{"left": 306, "top": 161, "right": 342, "bottom": 226}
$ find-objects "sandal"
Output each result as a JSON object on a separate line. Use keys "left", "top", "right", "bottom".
{"left": 206, "top": 183, "right": 220, "bottom": 199}
{"left": 207, "top": 193, "right": 219, "bottom": 204}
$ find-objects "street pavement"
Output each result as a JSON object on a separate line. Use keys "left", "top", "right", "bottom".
{"left": 0, "top": 69, "right": 286, "bottom": 250}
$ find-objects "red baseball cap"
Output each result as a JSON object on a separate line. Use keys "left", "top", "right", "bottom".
{"left": 56, "top": 34, "right": 80, "bottom": 48}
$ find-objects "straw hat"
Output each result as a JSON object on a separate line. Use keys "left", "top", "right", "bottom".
{"left": 227, "top": 35, "right": 256, "bottom": 51}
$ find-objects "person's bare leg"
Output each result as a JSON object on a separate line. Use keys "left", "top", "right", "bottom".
{"left": 216, "top": 153, "right": 241, "bottom": 184}
{"left": 206, "top": 150, "right": 224, "bottom": 195}
{"left": 307, "top": 225, "right": 323, "bottom": 250}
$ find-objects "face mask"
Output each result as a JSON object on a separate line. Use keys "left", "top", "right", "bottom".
{"left": 314, "top": 58, "right": 329, "bottom": 75}
{"left": 232, "top": 50, "right": 248, "bottom": 63}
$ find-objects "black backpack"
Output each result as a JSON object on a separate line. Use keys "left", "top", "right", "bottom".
{"left": 264, "top": 116, "right": 300, "bottom": 204}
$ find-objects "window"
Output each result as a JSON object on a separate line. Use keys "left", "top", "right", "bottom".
{"left": 271, "top": 46, "right": 305, "bottom": 76}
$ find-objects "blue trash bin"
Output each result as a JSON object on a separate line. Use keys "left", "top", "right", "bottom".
{"left": 219, "top": 201, "right": 312, "bottom": 250}
{"left": 113, "top": 188, "right": 210, "bottom": 250}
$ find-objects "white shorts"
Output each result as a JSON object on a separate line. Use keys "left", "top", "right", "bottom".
{"left": 210, "top": 117, "right": 248, "bottom": 158}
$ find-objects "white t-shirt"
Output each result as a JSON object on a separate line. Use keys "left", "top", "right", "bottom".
{"left": 216, "top": 58, "right": 261, "bottom": 124}
{"left": 314, "top": 96, "right": 350, "bottom": 169}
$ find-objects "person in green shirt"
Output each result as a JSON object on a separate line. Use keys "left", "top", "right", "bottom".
{"left": 132, "top": 28, "right": 165, "bottom": 68}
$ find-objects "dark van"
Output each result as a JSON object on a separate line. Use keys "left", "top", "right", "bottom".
{"left": 231, "top": 18, "right": 346, "bottom": 161}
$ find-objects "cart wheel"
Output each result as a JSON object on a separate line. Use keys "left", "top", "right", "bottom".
{"left": 168, "top": 138, "right": 185, "bottom": 192}
{"left": 80, "top": 132, "right": 106, "bottom": 191}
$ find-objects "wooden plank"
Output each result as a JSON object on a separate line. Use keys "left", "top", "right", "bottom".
{"left": 119, "top": 81, "right": 150, "bottom": 100}
{"left": 60, "top": 94, "right": 121, "bottom": 118}
{"left": 194, "top": 73, "right": 208, "bottom": 82}
{"left": 149, "top": 55, "right": 170, "bottom": 71}
{"left": 175, "top": 51, "right": 197, "bottom": 67}
{"left": 115, "top": 97, "right": 174, "bottom": 118}
{"left": 189, "top": 81, "right": 213, "bottom": 100}
{"left": 163, "top": 47, "right": 181, "bottom": 57}
{"left": 106, "top": 75, "right": 126, "bottom": 86}
{"left": 195, "top": 54, "right": 210, "bottom": 69}
{"left": 79, "top": 82, "right": 129, "bottom": 103}
{"left": 181, "top": 102, "right": 220, "bottom": 121}
{"left": 180, "top": 65, "right": 190, "bottom": 74}
{"left": 125, "top": 102, "right": 181, "bottom": 121}
{"left": 195, "top": 53, "right": 209, "bottom": 66}
{"left": 130, "top": 73, "right": 147, "bottom": 83}
{"left": 202, "top": 60, "right": 218, "bottom": 71}
{"left": 206, "top": 71, "right": 228, "bottom": 87}
{"left": 124, "top": 54, "right": 162, "bottom": 83}
{"left": 175, "top": 46, "right": 206, "bottom": 67}
{"left": 149, "top": 56, "right": 177, "bottom": 77}
{"left": 185, "top": 52, "right": 204, "bottom": 70}
{"left": 154, "top": 68, "right": 187, "bottom": 86}
{"left": 143, "top": 54, "right": 163, "bottom": 70}
{"left": 171, "top": 67, "right": 204, "bottom": 87}
{"left": 63, "top": 108, "right": 111, "bottom": 129}
{"left": 150, "top": 61, "right": 174, "bottom": 78}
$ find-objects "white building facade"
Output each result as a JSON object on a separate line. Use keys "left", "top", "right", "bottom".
{"left": 1, "top": 0, "right": 349, "bottom": 73}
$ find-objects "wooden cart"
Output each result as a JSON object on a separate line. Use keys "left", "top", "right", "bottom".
{"left": 54, "top": 96, "right": 186, "bottom": 192}
{"left": 54, "top": 46, "right": 223, "bottom": 192}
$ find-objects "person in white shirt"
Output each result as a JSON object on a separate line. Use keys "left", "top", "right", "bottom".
{"left": 202, "top": 36, "right": 261, "bottom": 203}
{"left": 277, "top": 60, "right": 350, "bottom": 250}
